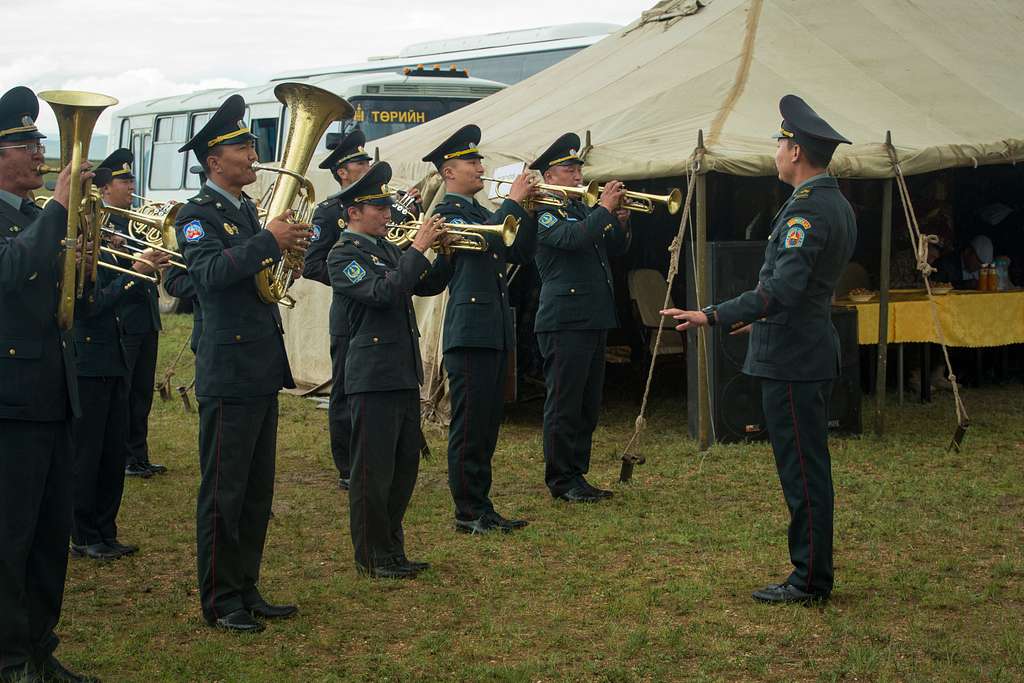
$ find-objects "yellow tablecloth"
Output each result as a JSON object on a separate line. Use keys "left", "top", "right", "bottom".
{"left": 836, "top": 290, "right": 1024, "bottom": 347}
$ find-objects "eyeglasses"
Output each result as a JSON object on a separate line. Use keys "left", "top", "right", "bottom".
{"left": 0, "top": 143, "right": 47, "bottom": 155}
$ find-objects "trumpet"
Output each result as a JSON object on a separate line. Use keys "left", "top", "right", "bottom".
{"left": 386, "top": 215, "right": 519, "bottom": 252}
{"left": 100, "top": 226, "right": 186, "bottom": 270}
{"left": 101, "top": 202, "right": 184, "bottom": 261}
{"left": 601, "top": 185, "right": 682, "bottom": 215}
{"left": 96, "top": 242, "right": 162, "bottom": 285}
{"left": 482, "top": 176, "right": 599, "bottom": 210}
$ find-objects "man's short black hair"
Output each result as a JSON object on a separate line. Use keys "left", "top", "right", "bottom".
{"left": 787, "top": 138, "right": 832, "bottom": 170}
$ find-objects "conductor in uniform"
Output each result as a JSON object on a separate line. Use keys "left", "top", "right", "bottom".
{"left": 0, "top": 86, "right": 97, "bottom": 683}
{"left": 663, "top": 95, "right": 855, "bottom": 604}
{"left": 531, "top": 133, "right": 630, "bottom": 503}
{"left": 327, "top": 162, "right": 451, "bottom": 577}
{"left": 175, "top": 94, "right": 309, "bottom": 632}
{"left": 424, "top": 124, "right": 539, "bottom": 534}
{"left": 95, "top": 148, "right": 168, "bottom": 478}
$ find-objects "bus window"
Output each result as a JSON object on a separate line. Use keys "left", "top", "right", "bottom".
{"left": 150, "top": 114, "right": 188, "bottom": 190}
{"left": 347, "top": 97, "right": 477, "bottom": 142}
{"left": 184, "top": 112, "right": 212, "bottom": 190}
{"left": 119, "top": 119, "right": 130, "bottom": 149}
{"left": 251, "top": 117, "right": 279, "bottom": 162}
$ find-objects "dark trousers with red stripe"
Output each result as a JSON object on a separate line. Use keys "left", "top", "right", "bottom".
{"left": 348, "top": 389, "right": 421, "bottom": 569}
{"left": 0, "top": 420, "right": 72, "bottom": 670}
{"left": 71, "top": 376, "right": 129, "bottom": 545}
{"left": 123, "top": 331, "right": 158, "bottom": 468}
{"left": 444, "top": 348, "right": 507, "bottom": 521}
{"left": 328, "top": 334, "right": 351, "bottom": 480}
{"left": 196, "top": 394, "right": 277, "bottom": 621}
{"left": 538, "top": 329, "right": 607, "bottom": 496}
{"left": 761, "top": 378, "right": 835, "bottom": 596}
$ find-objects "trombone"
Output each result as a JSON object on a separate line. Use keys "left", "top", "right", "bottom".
{"left": 386, "top": 215, "right": 520, "bottom": 252}
{"left": 482, "top": 176, "right": 599, "bottom": 210}
{"left": 601, "top": 185, "right": 683, "bottom": 215}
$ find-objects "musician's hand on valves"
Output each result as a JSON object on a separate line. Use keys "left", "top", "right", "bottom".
{"left": 660, "top": 307, "right": 709, "bottom": 332}
{"left": 267, "top": 210, "right": 311, "bottom": 252}
{"left": 53, "top": 162, "right": 94, "bottom": 210}
{"left": 132, "top": 248, "right": 168, "bottom": 275}
{"left": 505, "top": 172, "right": 540, "bottom": 206}
{"left": 599, "top": 180, "right": 626, "bottom": 214}
{"left": 411, "top": 215, "right": 445, "bottom": 254}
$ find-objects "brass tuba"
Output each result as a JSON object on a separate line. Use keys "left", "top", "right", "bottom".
{"left": 252, "top": 83, "right": 353, "bottom": 308}
{"left": 385, "top": 215, "right": 519, "bottom": 252}
{"left": 38, "top": 90, "right": 118, "bottom": 330}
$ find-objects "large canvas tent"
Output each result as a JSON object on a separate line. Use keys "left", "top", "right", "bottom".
{"left": 279, "top": 0, "right": 1024, "bottom": 416}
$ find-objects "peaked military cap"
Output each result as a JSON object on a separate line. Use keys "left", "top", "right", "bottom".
{"left": 0, "top": 86, "right": 45, "bottom": 143}
{"left": 338, "top": 161, "right": 394, "bottom": 208}
{"left": 178, "top": 94, "right": 256, "bottom": 162}
{"left": 421, "top": 124, "right": 482, "bottom": 170}
{"left": 96, "top": 148, "right": 134, "bottom": 186}
{"left": 772, "top": 94, "right": 851, "bottom": 163}
{"left": 530, "top": 132, "right": 584, "bottom": 171}
{"left": 319, "top": 129, "right": 372, "bottom": 171}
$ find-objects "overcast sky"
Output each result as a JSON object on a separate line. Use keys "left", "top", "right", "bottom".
{"left": 2, "top": 0, "right": 651, "bottom": 137}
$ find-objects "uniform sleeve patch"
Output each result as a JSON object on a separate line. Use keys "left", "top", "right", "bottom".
{"left": 343, "top": 260, "right": 367, "bottom": 284}
{"left": 447, "top": 216, "right": 467, "bottom": 225}
{"left": 538, "top": 212, "right": 558, "bottom": 228}
{"left": 182, "top": 220, "right": 205, "bottom": 243}
{"left": 311, "top": 225, "right": 321, "bottom": 241}
{"left": 786, "top": 217, "right": 811, "bottom": 230}
{"left": 784, "top": 226, "right": 806, "bottom": 249}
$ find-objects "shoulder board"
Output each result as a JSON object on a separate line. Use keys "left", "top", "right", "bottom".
{"left": 189, "top": 193, "right": 216, "bottom": 206}
{"left": 793, "top": 187, "right": 813, "bottom": 201}
{"left": 318, "top": 195, "right": 341, "bottom": 209}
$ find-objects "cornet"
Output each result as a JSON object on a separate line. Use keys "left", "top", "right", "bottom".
{"left": 482, "top": 176, "right": 599, "bottom": 210}
{"left": 601, "top": 185, "right": 682, "bottom": 215}
{"left": 386, "top": 215, "right": 520, "bottom": 253}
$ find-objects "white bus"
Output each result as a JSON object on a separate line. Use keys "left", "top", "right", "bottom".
{"left": 109, "top": 68, "right": 505, "bottom": 203}
{"left": 272, "top": 22, "right": 620, "bottom": 86}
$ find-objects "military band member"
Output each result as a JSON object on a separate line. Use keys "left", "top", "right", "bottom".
{"left": 327, "top": 162, "right": 451, "bottom": 577}
{"left": 422, "top": 124, "right": 539, "bottom": 534}
{"left": 96, "top": 148, "right": 168, "bottom": 478}
{"left": 175, "top": 94, "right": 308, "bottom": 632}
{"left": 70, "top": 177, "right": 167, "bottom": 562}
{"left": 530, "top": 133, "right": 629, "bottom": 503}
{"left": 664, "top": 95, "right": 855, "bottom": 604}
{"left": 161, "top": 261, "right": 202, "bottom": 354}
{"left": 0, "top": 86, "right": 97, "bottom": 683}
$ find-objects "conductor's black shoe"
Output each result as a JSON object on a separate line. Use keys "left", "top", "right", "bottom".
{"left": 146, "top": 463, "right": 167, "bottom": 474}
{"left": 207, "top": 609, "right": 265, "bottom": 632}
{"left": 124, "top": 463, "right": 152, "bottom": 478}
{"left": 486, "top": 510, "right": 529, "bottom": 530}
{"left": 0, "top": 661, "right": 41, "bottom": 683}
{"left": 70, "top": 542, "right": 122, "bottom": 561}
{"left": 397, "top": 556, "right": 431, "bottom": 573}
{"left": 582, "top": 481, "right": 614, "bottom": 499}
{"left": 356, "top": 560, "right": 417, "bottom": 579}
{"left": 752, "top": 582, "right": 829, "bottom": 605}
{"left": 103, "top": 539, "right": 139, "bottom": 557}
{"left": 556, "top": 486, "right": 602, "bottom": 503}
{"left": 37, "top": 655, "right": 99, "bottom": 682}
{"left": 454, "top": 515, "right": 508, "bottom": 535}
{"left": 338, "top": 477, "right": 350, "bottom": 491}
{"left": 249, "top": 602, "right": 298, "bottom": 620}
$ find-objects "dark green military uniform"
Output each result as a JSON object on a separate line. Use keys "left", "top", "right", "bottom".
{"left": 71, "top": 251, "right": 145, "bottom": 550}
{"left": 162, "top": 264, "right": 202, "bottom": 353}
{"left": 0, "top": 86, "right": 81, "bottom": 674}
{"left": 175, "top": 95, "right": 295, "bottom": 624}
{"left": 712, "top": 95, "right": 856, "bottom": 600}
{"left": 326, "top": 162, "right": 451, "bottom": 574}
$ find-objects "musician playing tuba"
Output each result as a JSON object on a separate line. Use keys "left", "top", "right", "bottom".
{"left": 174, "top": 93, "right": 307, "bottom": 633}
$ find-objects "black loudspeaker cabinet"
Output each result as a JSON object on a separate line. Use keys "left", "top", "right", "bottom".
{"left": 685, "top": 241, "right": 862, "bottom": 443}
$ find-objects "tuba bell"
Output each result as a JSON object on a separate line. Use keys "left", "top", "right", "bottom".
{"left": 252, "top": 83, "right": 353, "bottom": 308}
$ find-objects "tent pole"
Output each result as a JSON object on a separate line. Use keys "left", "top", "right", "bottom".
{"left": 695, "top": 169, "right": 711, "bottom": 450}
{"left": 875, "top": 148, "right": 894, "bottom": 436}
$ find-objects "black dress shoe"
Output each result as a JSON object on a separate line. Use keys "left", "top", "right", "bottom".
{"left": 249, "top": 602, "right": 298, "bottom": 619}
{"left": 124, "top": 463, "right": 152, "bottom": 478}
{"left": 146, "top": 463, "right": 167, "bottom": 475}
{"left": 752, "top": 582, "right": 829, "bottom": 605}
{"left": 582, "top": 481, "right": 614, "bottom": 499}
{"left": 454, "top": 515, "right": 509, "bottom": 535}
{"left": 0, "top": 661, "right": 41, "bottom": 683}
{"left": 208, "top": 609, "right": 265, "bottom": 632}
{"left": 356, "top": 561, "right": 417, "bottom": 579}
{"left": 397, "top": 556, "right": 430, "bottom": 573}
{"left": 556, "top": 486, "right": 602, "bottom": 503}
{"left": 37, "top": 655, "right": 98, "bottom": 682}
{"left": 103, "top": 539, "right": 139, "bottom": 557}
{"left": 338, "top": 477, "right": 350, "bottom": 491}
{"left": 70, "top": 543, "right": 122, "bottom": 561}
{"left": 486, "top": 510, "right": 528, "bottom": 530}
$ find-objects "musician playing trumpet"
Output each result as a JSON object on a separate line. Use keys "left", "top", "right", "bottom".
{"left": 326, "top": 162, "right": 452, "bottom": 578}
{"left": 531, "top": 133, "right": 630, "bottom": 503}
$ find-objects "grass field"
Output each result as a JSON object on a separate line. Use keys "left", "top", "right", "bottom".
{"left": 58, "top": 314, "right": 1024, "bottom": 682}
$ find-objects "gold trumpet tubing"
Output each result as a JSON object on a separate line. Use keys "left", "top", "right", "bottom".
{"left": 101, "top": 231, "right": 186, "bottom": 270}
{"left": 97, "top": 246, "right": 161, "bottom": 284}
{"left": 599, "top": 186, "right": 683, "bottom": 215}
{"left": 386, "top": 215, "right": 519, "bottom": 252}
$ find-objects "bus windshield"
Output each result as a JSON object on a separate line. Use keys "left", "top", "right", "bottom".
{"left": 345, "top": 97, "right": 477, "bottom": 141}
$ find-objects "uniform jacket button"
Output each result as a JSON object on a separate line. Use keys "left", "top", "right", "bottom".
{"left": 235, "top": 334, "right": 241, "bottom": 341}
{"left": 492, "top": 253, "right": 498, "bottom": 260}
{"left": 470, "top": 297, "right": 476, "bottom": 303}
{"left": 372, "top": 336, "right": 379, "bottom": 343}
{"left": 8, "top": 348, "right": 14, "bottom": 356}
{"left": 85, "top": 336, "right": 91, "bottom": 342}
{"left": 570, "top": 288, "right": 576, "bottom": 294}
